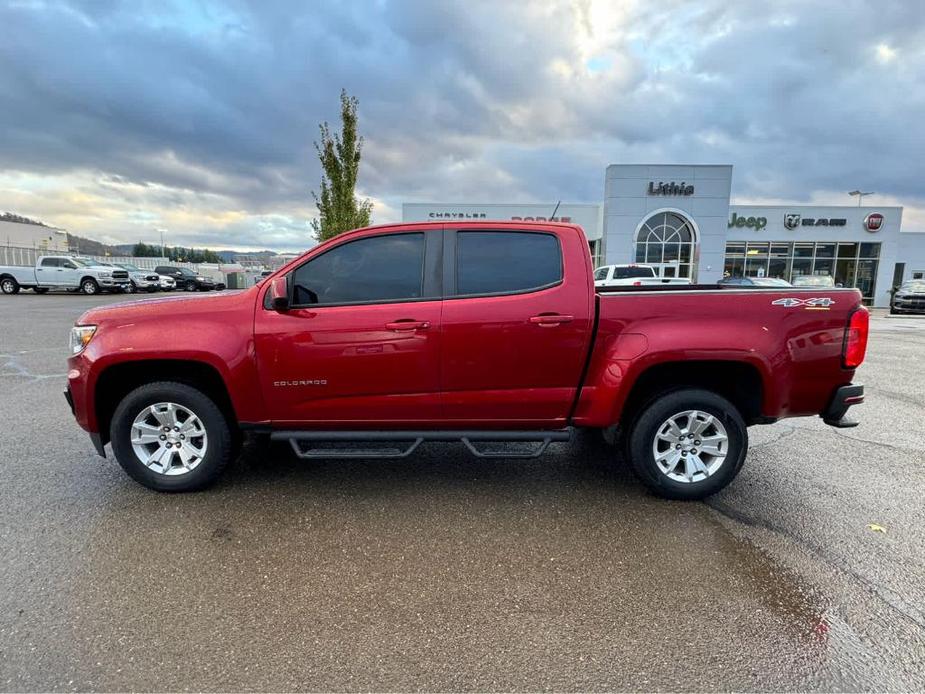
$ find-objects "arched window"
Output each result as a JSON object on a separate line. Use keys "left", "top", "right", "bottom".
{"left": 634, "top": 211, "right": 696, "bottom": 279}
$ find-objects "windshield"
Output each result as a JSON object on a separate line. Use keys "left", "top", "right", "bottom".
{"left": 70, "top": 258, "right": 94, "bottom": 267}
{"left": 612, "top": 266, "right": 656, "bottom": 279}
{"left": 900, "top": 280, "right": 925, "bottom": 292}
{"left": 118, "top": 263, "right": 140, "bottom": 271}
{"left": 792, "top": 275, "right": 835, "bottom": 286}
{"left": 752, "top": 277, "right": 791, "bottom": 286}
{"left": 176, "top": 268, "right": 197, "bottom": 277}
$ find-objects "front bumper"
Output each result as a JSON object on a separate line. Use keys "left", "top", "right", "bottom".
{"left": 892, "top": 297, "right": 925, "bottom": 313}
{"left": 822, "top": 383, "right": 864, "bottom": 428}
{"left": 65, "top": 385, "right": 105, "bottom": 457}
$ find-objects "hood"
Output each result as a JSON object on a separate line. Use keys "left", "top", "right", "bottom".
{"left": 76, "top": 287, "right": 256, "bottom": 326}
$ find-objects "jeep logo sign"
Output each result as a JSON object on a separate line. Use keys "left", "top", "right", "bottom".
{"left": 728, "top": 212, "right": 767, "bottom": 230}
{"left": 864, "top": 213, "right": 884, "bottom": 232}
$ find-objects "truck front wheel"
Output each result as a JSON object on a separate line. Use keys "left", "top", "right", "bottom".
{"left": 627, "top": 388, "right": 747, "bottom": 500}
{"left": 109, "top": 381, "right": 232, "bottom": 492}
{"left": 81, "top": 278, "right": 99, "bottom": 295}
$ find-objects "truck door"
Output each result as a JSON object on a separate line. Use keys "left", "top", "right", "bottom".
{"left": 58, "top": 258, "right": 82, "bottom": 287}
{"left": 34, "top": 257, "right": 60, "bottom": 286}
{"left": 439, "top": 228, "right": 594, "bottom": 426}
{"left": 254, "top": 229, "right": 444, "bottom": 427}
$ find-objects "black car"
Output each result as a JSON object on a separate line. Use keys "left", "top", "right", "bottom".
{"left": 718, "top": 276, "right": 791, "bottom": 287}
{"left": 891, "top": 279, "right": 925, "bottom": 314}
{"left": 153, "top": 266, "right": 216, "bottom": 291}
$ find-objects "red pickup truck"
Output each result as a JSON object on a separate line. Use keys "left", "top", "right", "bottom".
{"left": 65, "top": 221, "right": 868, "bottom": 499}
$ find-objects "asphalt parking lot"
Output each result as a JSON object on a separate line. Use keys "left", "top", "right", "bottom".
{"left": 1, "top": 292, "right": 924, "bottom": 691}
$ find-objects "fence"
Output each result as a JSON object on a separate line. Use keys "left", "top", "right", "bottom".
{"left": 0, "top": 246, "right": 196, "bottom": 271}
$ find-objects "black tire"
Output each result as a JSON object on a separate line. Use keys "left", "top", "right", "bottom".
{"left": 186, "top": 280, "right": 197, "bottom": 292}
{"left": 81, "top": 278, "right": 99, "bottom": 295}
{"left": 627, "top": 388, "right": 747, "bottom": 500}
{"left": 110, "top": 381, "right": 232, "bottom": 492}
{"left": 1, "top": 276, "right": 20, "bottom": 294}
{"left": 889, "top": 306, "right": 898, "bottom": 315}
{"left": 125, "top": 282, "right": 137, "bottom": 294}
{"left": 33, "top": 287, "right": 49, "bottom": 294}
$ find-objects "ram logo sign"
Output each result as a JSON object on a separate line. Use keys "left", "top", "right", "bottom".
{"left": 772, "top": 297, "right": 836, "bottom": 308}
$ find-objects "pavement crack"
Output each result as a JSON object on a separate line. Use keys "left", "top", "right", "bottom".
{"left": 0, "top": 353, "right": 66, "bottom": 381}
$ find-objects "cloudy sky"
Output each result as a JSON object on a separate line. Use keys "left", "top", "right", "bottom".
{"left": 1, "top": 0, "right": 923, "bottom": 251}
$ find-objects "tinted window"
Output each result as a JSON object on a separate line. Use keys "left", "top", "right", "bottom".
{"left": 40, "top": 258, "right": 60, "bottom": 267}
{"left": 456, "top": 231, "right": 561, "bottom": 296}
{"left": 613, "top": 266, "right": 656, "bottom": 279}
{"left": 292, "top": 233, "right": 425, "bottom": 306}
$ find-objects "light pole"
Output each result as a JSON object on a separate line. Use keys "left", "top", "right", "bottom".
{"left": 156, "top": 227, "right": 167, "bottom": 258}
{"left": 848, "top": 190, "right": 875, "bottom": 207}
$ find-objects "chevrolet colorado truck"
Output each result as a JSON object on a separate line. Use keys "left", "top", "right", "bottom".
{"left": 1, "top": 255, "right": 130, "bottom": 295}
{"left": 65, "top": 221, "right": 869, "bottom": 499}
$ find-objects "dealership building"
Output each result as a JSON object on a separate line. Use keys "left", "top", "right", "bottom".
{"left": 403, "top": 164, "right": 925, "bottom": 307}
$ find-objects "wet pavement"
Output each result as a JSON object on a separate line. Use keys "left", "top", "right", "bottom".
{"left": 1, "top": 293, "right": 924, "bottom": 691}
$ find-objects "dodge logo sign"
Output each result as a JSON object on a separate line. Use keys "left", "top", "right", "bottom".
{"left": 864, "top": 213, "right": 884, "bottom": 232}
{"left": 784, "top": 213, "right": 801, "bottom": 230}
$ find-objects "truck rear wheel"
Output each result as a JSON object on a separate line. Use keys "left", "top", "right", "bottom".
{"left": 109, "top": 381, "right": 232, "bottom": 492}
{"left": 627, "top": 388, "right": 747, "bottom": 500}
{"left": 1, "top": 277, "right": 20, "bottom": 294}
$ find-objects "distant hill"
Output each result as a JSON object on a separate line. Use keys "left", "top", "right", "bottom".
{"left": 67, "top": 233, "right": 122, "bottom": 257}
{"left": 1, "top": 212, "right": 56, "bottom": 228}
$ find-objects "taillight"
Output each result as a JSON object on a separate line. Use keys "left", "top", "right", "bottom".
{"left": 843, "top": 307, "right": 869, "bottom": 368}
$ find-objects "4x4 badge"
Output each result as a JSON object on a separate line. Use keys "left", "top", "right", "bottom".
{"left": 772, "top": 297, "right": 836, "bottom": 308}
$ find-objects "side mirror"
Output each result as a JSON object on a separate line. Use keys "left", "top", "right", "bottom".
{"left": 269, "top": 275, "right": 289, "bottom": 311}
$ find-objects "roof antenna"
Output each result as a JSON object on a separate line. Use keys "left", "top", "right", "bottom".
{"left": 549, "top": 200, "right": 561, "bottom": 221}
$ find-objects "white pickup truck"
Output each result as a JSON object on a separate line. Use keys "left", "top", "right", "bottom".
{"left": 593, "top": 264, "right": 692, "bottom": 287}
{"left": 0, "top": 255, "right": 130, "bottom": 295}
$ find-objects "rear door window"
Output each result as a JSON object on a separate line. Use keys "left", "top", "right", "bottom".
{"left": 612, "top": 266, "right": 656, "bottom": 280}
{"left": 454, "top": 231, "right": 561, "bottom": 296}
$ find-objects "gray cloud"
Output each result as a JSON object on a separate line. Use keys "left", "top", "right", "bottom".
{"left": 0, "top": 0, "right": 924, "bottom": 251}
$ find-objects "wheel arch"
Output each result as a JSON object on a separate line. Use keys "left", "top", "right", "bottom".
{"left": 95, "top": 359, "right": 238, "bottom": 447}
{"left": 618, "top": 359, "right": 767, "bottom": 429}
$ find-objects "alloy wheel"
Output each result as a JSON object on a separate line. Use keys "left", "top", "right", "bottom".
{"left": 130, "top": 402, "right": 209, "bottom": 476}
{"left": 652, "top": 409, "right": 728, "bottom": 483}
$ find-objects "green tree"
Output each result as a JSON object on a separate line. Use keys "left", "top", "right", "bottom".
{"left": 310, "top": 89, "right": 373, "bottom": 241}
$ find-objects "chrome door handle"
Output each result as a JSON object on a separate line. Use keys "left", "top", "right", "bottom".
{"left": 529, "top": 314, "right": 574, "bottom": 326}
{"left": 385, "top": 320, "right": 430, "bottom": 331}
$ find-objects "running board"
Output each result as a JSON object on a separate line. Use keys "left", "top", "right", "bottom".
{"left": 271, "top": 429, "right": 571, "bottom": 460}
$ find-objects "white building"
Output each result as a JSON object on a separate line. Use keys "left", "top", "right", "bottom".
{"left": 0, "top": 219, "right": 68, "bottom": 252}
{"left": 402, "top": 164, "right": 925, "bottom": 307}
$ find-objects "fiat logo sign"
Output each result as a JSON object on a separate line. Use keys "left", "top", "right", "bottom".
{"left": 864, "top": 213, "right": 884, "bottom": 232}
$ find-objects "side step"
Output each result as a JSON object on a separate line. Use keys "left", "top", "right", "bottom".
{"left": 270, "top": 429, "right": 571, "bottom": 460}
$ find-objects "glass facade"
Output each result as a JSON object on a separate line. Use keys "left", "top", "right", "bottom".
{"left": 634, "top": 212, "right": 696, "bottom": 279}
{"left": 724, "top": 241, "right": 880, "bottom": 304}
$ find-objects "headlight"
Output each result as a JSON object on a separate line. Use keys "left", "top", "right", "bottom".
{"left": 99, "top": 272, "right": 112, "bottom": 278}
{"left": 196, "top": 276, "right": 205, "bottom": 281}
{"left": 69, "top": 325, "right": 97, "bottom": 354}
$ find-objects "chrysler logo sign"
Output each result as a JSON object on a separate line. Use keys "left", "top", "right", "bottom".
{"left": 864, "top": 213, "right": 884, "bottom": 232}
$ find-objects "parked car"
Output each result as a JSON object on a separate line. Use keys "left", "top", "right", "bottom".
{"left": 594, "top": 264, "right": 691, "bottom": 287}
{"left": 114, "top": 263, "right": 161, "bottom": 293}
{"left": 65, "top": 221, "right": 868, "bottom": 499}
{"left": 1, "top": 255, "right": 129, "bottom": 295}
{"left": 718, "top": 277, "right": 791, "bottom": 287}
{"left": 157, "top": 274, "right": 177, "bottom": 291}
{"left": 890, "top": 279, "right": 925, "bottom": 314}
{"left": 153, "top": 266, "right": 216, "bottom": 291}
{"left": 792, "top": 274, "right": 836, "bottom": 287}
